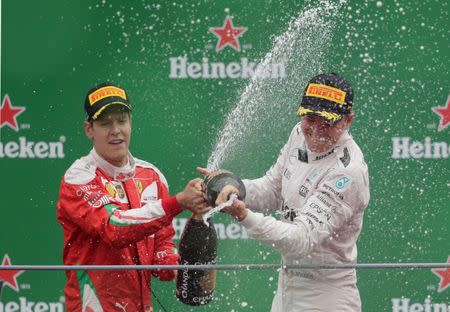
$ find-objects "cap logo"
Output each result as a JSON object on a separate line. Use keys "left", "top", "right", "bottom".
{"left": 88, "top": 86, "right": 127, "bottom": 106}
{"left": 306, "top": 83, "right": 346, "bottom": 105}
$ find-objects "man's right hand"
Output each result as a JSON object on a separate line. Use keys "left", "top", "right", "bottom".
{"left": 176, "top": 178, "right": 210, "bottom": 215}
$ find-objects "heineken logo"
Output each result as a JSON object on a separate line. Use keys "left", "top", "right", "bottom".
{"left": 0, "top": 94, "right": 66, "bottom": 159}
{"left": 0, "top": 254, "right": 24, "bottom": 292}
{"left": 391, "top": 137, "right": 449, "bottom": 159}
{"left": 391, "top": 101, "right": 450, "bottom": 159}
{"left": 432, "top": 95, "right": 450, "bottom": 132}
{"left": 0, "top": 297, "right": 64, "bottom": 312}
{"left": 0, "top": 95, "right": 25, "bottom": 132}
{"left": 173, "top": 218, "right": 248, "bottom": 240}
{"left": 392, "top": 298, "right": 449, "bottom": 312}
{"left": 0, "top": 136, "right": 65, "bottom": 159}
{"left": 169, "top": 15, "right": 286, "bottom": 79}
{"left": 431, "top": 256, "right": 450, "bottom": 293}
{"left": 0, "top": 254, "right": 64, "bottom": 311}
{"left": 169, "top": 56, "right": 285, "bottom": 79}
{"left": 210, "top": 16, "right": 247, "bottom": 52}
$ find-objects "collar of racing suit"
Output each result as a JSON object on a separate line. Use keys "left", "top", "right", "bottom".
{"left": 90, "top": 149, "right": 136, "bottom": 181}
{"left": 305, "top": 131, "right": 351, "bottom": 163}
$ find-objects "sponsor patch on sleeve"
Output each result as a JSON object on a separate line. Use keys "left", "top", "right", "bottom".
{"left": 335, "top": 176, "right": 350, "bottom": 189}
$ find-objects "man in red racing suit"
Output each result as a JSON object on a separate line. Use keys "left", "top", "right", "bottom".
{"left": 57, "top": 82, "right": 208, "bottom": 312}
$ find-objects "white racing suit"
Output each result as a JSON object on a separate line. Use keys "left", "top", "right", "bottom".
{"left": 240, "top": 123, "right": 370, "bottom": 311}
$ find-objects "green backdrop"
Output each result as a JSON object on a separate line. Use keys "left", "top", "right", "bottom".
{"left": 1, "top": 1, "right": 449, "bottom": 311}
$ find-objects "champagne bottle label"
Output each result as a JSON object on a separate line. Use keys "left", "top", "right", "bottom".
{"left": 176, "top": 217, "right": 218, "bottom": 306}
{"left": 177, "top": 259, "right": 217, "bottom": 305}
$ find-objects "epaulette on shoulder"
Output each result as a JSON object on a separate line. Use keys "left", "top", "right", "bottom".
{"left": 64, "top": 156, "right": 97, "bottom": 185}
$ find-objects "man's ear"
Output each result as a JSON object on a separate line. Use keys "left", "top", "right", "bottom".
{"left": 345, "top": 112, "right": 355, "bottom": 128}
{"left": 84, "top": 121, "right": 94, "bottom": 139}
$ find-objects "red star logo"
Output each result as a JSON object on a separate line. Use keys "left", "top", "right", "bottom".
{"left": 0, "top": 95, "right": 26, "bottom": 132}
{"left": 432, "top": 95, "right": 450, "bottom": 131}
{"left": 431, "top": 256, "right": 450, "bottom": 292}
{"left": 0, "top": 254, "right": 24, "bottom": 292}
{"left": 210, "top": 16, "right": 247, "bottom": 52}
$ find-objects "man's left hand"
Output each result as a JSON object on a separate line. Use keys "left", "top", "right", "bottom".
{"left": 215, "top": 185, "right": 240, "bottom": 206}
{"left": 222, "top": 199, "right": 248, "bottom": 222}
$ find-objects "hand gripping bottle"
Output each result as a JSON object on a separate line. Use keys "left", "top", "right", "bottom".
{"left": 176, "top": 213, "right": 217, "bottom": 306}
{"left": 203, "top": 169, "right": 246, "bottom": 207}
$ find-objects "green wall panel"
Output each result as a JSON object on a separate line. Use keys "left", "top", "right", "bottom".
{"left": 1, "top": 1, "right": 448, "bottom": 311}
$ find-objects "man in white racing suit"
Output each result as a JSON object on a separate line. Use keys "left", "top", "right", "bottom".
{"left": 204, "top": 73, "right": 370, "bottom": 311}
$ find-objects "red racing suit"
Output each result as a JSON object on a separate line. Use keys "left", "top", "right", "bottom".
{"left": 57, "top": 149, "right": 182, "bottom": 312}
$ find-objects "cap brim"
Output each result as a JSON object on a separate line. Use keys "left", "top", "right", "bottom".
{"left": 296, "top": 106, "right": 343, "bottom": 124}
{"left": 91, "top": 102, "right": 131, "bottom": 120}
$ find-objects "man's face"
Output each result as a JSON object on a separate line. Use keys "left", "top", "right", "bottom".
{"left": 84, "top": 109, "right": 132, "bottom": 167}
{"left": 300, "top": 113, "right": 353, "bottom": 153}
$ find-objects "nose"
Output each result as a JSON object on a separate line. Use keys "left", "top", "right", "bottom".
{"left": 302, "top": 117, "right": 326, "bottom": 136}
{"left": 111, "top": 122, "right": 121, "bottom": 135}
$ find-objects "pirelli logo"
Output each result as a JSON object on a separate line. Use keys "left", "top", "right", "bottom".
{"left": 89, "top": 86, "right": 127, "bottom": 106}
{"left": 306, "top": 83, "right": 346, "bottom": 104}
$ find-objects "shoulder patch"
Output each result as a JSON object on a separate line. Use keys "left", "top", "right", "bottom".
{"left": 339, "top": 147, "right": 351, "bottom": 167}
{"left": 134, "top": 158, "right": 154, "bottom": 169}
{"left": 64, "top": 157, "right": 97, "bottom": 185}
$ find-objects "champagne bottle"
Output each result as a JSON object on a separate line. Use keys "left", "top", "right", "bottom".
{"left": 176, "top": 214, "right": 217, "bottom": 306}
{"left": 204, "top": 170, "right": 246, "bottom": 207}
